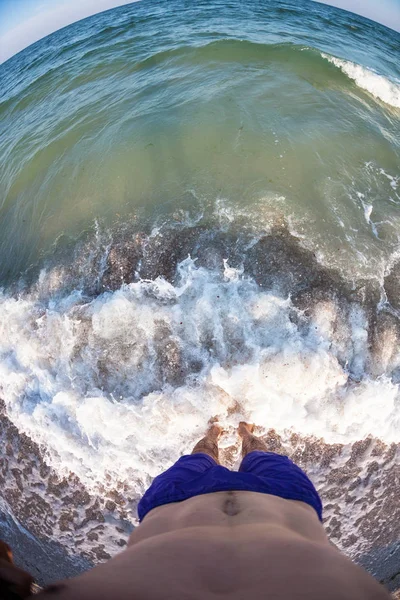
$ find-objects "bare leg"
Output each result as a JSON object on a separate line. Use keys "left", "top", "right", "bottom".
{"left": 191, "top": 424, "right": 222, "bottom": 464}
{"left": 238, "top": 422, "right": 269, "bottom": 458}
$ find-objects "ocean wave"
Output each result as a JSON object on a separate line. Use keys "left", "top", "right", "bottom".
{"left": 321, "top": 52, "right": 400, "bottom": 108}
{"left": 1, "top": 223, "right": 400, "bottom": 497}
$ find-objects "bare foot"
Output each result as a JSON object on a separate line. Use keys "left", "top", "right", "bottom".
{"left": 208, "top": 423, "right": 223, "bottom": 440}
{"left": 238, "top": 422, "right": 255, "bottom": 437}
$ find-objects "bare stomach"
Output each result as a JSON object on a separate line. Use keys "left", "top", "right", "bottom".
{"left": 37, "top": 492, "right": 390, "bottom": 600}
{"left": 128, "top": 490, "right": 328, "bottom": 546}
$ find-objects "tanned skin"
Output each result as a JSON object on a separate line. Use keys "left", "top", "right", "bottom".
{"left": 8, "top": 423, "right": 391, "bottom": 599}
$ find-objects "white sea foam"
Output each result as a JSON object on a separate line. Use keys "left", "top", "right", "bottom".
{"left": 321, "top": 53, "right": 400, "bottom": 109}
{"left": 0, "top": 259, "right": 399, "bottom": 499}
{"left": 357, "top": 195, "right": 379, "bottom": 238}
{"left": 379, "top": 168, "right": 399, "bottom": 191}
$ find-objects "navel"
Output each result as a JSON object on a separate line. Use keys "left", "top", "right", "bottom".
{"left": 222, "top": 491, "right": 241, "bottom": 516}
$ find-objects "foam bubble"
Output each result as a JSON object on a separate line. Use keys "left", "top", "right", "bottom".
{"left": 379, "top": 168, "right": 399, "bottom": 191}
{"left": 321, "top": 53, "right": 400, "bottom": 109}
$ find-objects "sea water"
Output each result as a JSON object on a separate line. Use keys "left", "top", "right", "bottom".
{"left": 0, "top": 0, "right": 399, "bottom": 565}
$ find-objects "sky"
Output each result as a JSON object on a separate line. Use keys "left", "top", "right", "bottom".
{"left": 0, "top": 0, "right": 399, "bottom": 64}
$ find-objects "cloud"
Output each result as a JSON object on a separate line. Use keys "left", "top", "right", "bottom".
{"left": 0, "top": 0, "right": 136, "bottom": 64}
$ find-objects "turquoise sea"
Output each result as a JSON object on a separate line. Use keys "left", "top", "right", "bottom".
{"left": 1, "top": 0, "right": 399, "bottom": 283}
{"left": 0, "top": 0, "right": 399, "bottom": 569}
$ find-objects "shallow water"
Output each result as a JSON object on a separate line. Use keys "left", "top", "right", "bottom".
{"left": 0, "top": 0, "right": 400, "bottom": 569}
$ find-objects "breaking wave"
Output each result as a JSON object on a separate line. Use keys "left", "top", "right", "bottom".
{"left": 1, "top": 220, "right": 400, "bottom": 498}
{"left": 321, "top": 52, "right": 400, "bottom": 108}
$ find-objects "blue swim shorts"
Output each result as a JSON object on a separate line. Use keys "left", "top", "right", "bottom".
{"left": 138, "top": 451, "right": 322, "bottom": 522}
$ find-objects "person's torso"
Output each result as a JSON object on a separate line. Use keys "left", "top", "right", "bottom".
{"left": 36, "top": 491, "right": 390, "bottom": 599}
